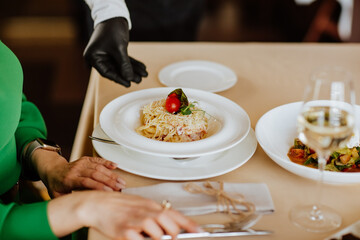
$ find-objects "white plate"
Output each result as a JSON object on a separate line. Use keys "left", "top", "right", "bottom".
{"left": 100, "top": 87, "right": 250, "bottom": 158}
{"left": 158, "top": 60, "right": 237, "bottom": 92}
{"left": 92, "top": 124, "right": 257, "bottom": 181}
{"left": 255, "top": 102, "right": 360, "bottom": 185}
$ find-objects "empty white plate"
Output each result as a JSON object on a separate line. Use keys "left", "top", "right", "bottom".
{"left": 158, "top": 60, "right": 237, "bottom": 92}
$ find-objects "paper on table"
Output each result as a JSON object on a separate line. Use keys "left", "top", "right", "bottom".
{"left": 123, "top": 182, "right": 274, "bottom": 216}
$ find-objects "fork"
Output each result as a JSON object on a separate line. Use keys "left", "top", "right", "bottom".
{"left": 89, "top": 136, "right": 119, "bottom": 144}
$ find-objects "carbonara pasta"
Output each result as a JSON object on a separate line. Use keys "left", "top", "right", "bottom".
{"left": 136, "top": 98, "right": 208, "bottom": 142}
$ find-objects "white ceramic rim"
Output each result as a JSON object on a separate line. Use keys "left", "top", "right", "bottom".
{"left": 92, "top": 125, "right": 257, "bottom": 181}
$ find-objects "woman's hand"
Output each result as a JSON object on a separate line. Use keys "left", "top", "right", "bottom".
{"left": 48, "top": 191, "right": 201, "bottom": 240}
{"left": 32, "top": 149, "right": 126, "bottom": 198}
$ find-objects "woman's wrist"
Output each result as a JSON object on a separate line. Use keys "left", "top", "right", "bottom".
{"left": 75, "top": 191, "right": 97, "bottom": 227}
{"left": 31, "top": 148, "right": 68, "bottom": 185}
{"left": 21, "top": 138, "right": 64, "bottom": 181}
{"left": 47, "top": 191, "right": 90, "bottom": 237}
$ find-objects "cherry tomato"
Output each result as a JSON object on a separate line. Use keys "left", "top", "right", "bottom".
{"left": 168, "top": 93, "right": 178, "bottom": 98}
{"left": 165, "top": 96, "right": 181, "bottom": 113}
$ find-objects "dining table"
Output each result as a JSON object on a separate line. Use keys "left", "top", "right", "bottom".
{"left": 70, "top": 42, "right": 360, "bottom": 240}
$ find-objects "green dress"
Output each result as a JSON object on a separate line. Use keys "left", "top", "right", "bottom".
{"left": 0, "top": 41, "right": 57, "bottom": 239}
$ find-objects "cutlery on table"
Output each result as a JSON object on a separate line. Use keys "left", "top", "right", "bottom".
{"left": 145, "top": 215, "right": 272, "bottom": 239}
{"left": 89, "top": 136, "right": 118, "bottom": 144}
{"left": 145, "top": 229, "right": 272, "bottom": 239}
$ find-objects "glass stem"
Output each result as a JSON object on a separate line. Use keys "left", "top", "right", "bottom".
{"left": 310, "top": 152, "right": 326, "bottom": 221}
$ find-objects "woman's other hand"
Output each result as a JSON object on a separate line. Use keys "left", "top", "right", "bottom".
{"left": 32, "top": 149, "right": 126, "bottom": 198}
{"left": 48, "top": 191, "right": 201, "bottom": 240}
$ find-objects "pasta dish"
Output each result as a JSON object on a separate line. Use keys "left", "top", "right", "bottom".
{"left": 136, "top": 98, "right": 208, "bottom": 142}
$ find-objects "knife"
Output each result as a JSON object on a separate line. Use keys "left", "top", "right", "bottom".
{"left": 145, "top": 229, "right": 272, "bottom": 239}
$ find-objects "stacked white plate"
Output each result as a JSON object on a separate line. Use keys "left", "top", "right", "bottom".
{"left": 92, "top": 87, "right": 257, "bottom": 180}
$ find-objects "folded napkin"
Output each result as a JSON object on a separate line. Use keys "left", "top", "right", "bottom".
{"left": 123, "top": 182, "right": 274, "bottom": 216}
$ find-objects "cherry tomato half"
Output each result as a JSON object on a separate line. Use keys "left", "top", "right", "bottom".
{"left": 165, "top": 96, "right": 181, "bottom": 113}
{"left": 168, "top": 93, "right": 178, "bottom": 98}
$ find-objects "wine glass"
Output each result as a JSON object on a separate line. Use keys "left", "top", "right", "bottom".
{"left": 289, "top": 66, "right": 356, "bottom": 232}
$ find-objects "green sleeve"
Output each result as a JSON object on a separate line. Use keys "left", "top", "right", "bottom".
{"left": 0, "top": 201, "right": 58, "bottom": 240}
{"left": 15, "top": 94, "right": 47, "bottom": 156}
{"left": 15, "top": 94, "right": 47, "bottom": 180}
{"left": 0, "top": 41, "right": 57, "bottom": 240}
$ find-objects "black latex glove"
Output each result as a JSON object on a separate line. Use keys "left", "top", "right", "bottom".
{"left": 84, "top": 17, "right": 148, "bottom": 87}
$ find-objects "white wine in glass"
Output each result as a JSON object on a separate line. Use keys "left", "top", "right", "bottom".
{"left": 289, "top": 67, "right": 356, "bottom": 232}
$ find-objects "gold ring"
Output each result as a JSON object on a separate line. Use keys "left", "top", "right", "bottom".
{"left": 161, "top": 200, "right": 172, "bottom": 210}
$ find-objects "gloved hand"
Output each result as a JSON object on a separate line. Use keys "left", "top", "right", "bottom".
{"left": 84, "top": 17, "right": 148, "bottom": 87}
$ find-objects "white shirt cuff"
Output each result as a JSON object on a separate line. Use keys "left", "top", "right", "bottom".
{"left": 84, "top": 0, "right": 132, "bottom": 29}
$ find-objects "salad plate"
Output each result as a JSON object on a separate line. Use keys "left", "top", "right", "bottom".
{"left": 255, "top": 102, "right": 360, "bottom": 185}
{"left": 158, "top": 60, "right": 237, "bottom": 93}
{"left": 99, "top": 87, "right": 250, "bottom": 158}
{"left": 91, "top": 124, "right": 257, "bottom": 181}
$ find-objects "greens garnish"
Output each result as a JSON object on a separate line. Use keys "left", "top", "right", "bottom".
{"left": 168, "top": 88, "right": 193, "bottom": 115}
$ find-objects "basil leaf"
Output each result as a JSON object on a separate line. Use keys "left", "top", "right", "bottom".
{"left": 181, "top": 107, "right": 192, "bottom": 115}
{"left": 304, "top": 157, "right": 317, "bottom": 165}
